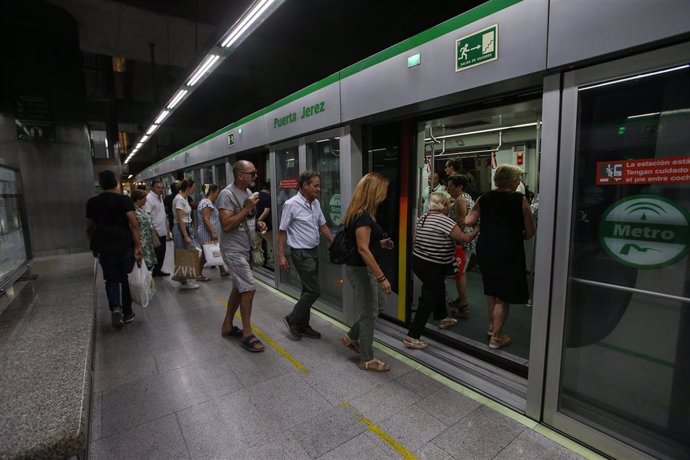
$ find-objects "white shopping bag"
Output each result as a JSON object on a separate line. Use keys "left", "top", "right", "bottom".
{"left": 129, "top": 262, "right": 156, "bottom": 307}
{"left": 202, "top": 242, "right": 225, "bottom": 267}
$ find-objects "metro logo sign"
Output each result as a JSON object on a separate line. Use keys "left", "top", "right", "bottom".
{"left": 598, "top": 195, "right": 690, "bottom": 269}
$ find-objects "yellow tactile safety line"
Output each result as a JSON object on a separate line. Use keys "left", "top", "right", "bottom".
{"left": 338, "top": 401, "right": 418, "bottom": 460}
{"left": 253, "top": 280, "right": 607, "bottom": 460}
{"left": 215, "top": 293, "right": 417, "bottom": 457}
{"left": 215, "top": 297, "right": 309, "bottom": 373}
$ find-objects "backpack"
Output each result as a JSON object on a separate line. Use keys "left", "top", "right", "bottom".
{"left": 328, "top": 224, "right": 354, "bottom": 264}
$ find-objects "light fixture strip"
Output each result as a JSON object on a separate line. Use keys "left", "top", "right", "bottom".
{"left": 579, "top": 64, "right": 689, "bottom": 92}
{"left": 424, "top": 122, "right": 539, "bottom": 141}
{"left": 140, "top": 135, "right": 150, "bottom": 143}
{"left": 154, "top": 110, "right": 170, "bottom": 125}
{"left": 167, "top": 89, "right": 188, "bottom": 109}
{"left": 222, "top": 0, "right": 272, "bottom": 47}
{"left": 187, "top": 55, "right": 220, "bottom": 86}
{"left": 146, "top": 124, "right": 159, "bottom": 136}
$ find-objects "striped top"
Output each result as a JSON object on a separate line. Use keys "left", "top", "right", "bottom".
{"left": 412, "top": 212, "right": 457, "bottom": 264}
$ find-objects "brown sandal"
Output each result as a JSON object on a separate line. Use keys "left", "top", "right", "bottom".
{"left": 438, "top": 317, "right": 458, "bottom": 329}
{"left": 358, "top": 358, "right": 391, "bottom": 372}
{"left": 340, "top": 335, "right": 360, "bottom": 353}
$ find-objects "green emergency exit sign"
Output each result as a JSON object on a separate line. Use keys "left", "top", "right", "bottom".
{"left": 456, "top": 24, "right": 498, "bottom": 72}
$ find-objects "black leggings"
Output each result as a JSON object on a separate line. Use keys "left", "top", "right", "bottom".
{"left": 408, "top": 255, "right": 449, "bottom": 339}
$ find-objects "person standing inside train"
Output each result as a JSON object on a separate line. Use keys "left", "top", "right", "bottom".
{"left": 340, "top": 172, "right": 395, "bottom": 371}
{"left": 145, "top": 178, "right": 169, "bottom": 277}
{"left": 217, "top": 160, "right": 267, "bottom": 352}
{"left": 278, "top": 171, "right": 334, "bottom": 340}
{"left": 465, "top": 165, "right": 536, "bottom": 349}
{"left": 446, "top": 174, "right": 476, "bottom": 318}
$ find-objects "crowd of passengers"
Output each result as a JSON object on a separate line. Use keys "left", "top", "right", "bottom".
{"left": 86, "top": 161, "right": 535, "bottom": 372}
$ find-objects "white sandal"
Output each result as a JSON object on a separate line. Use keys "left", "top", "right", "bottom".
{"left": 358, "top": 358, "right": 391, "bottom": 372}
{"left": 438, "top": 317, "right": 458, "bottom": 329}
{"left": 403, "top": 337, "right": 429, "bottom": 349}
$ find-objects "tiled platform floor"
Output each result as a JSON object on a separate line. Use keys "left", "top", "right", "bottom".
{"left": 89, "top": 246, "right": 594, "bottom": 459}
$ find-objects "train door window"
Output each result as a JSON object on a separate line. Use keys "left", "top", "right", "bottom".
{"left": 416, "top": 99, "right": 542, "bottom": 371}
{"left": 556, "top": 64, "right": 690, "bottom": 458}
{"left": 275, "top": 144, "right": 302, "bottom": 291}
{"left": 363, "top": 122, "right": 405, "bottom": 320}
{"left": 214, "top": 163, "right": 226, "bottom": 189}
{"left": 306, "top": 134, "right": 343, "bottom": 308}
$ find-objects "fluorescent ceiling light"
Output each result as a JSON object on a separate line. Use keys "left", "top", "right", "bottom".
{"left": 187, "top": 55, "right": 220, "bottom": 86}
{"left": 128, "top": 174, "right": 133, "bottom": 179}
{"left": 222, "top": 0, "right": 274, "bottom": 48}
{"left": 424, "top": 122, "right": 539, "bottom": 141}
{"left": 579, "top": 64, "right": 689, "bottom": 91}
{"left": 146, "top": 124, "right": 159, "bottom": 136}
{"left": 167, "top": 89, "right": 188, "bottom": 109}
{"left": 140, "top": 135, "right": 150, "bottom": 143}
{"left": 154, "top": 110, "right": 170, "bottom": 124}
{"left": 627, "top": 112, "right": 660, "bottom": 119}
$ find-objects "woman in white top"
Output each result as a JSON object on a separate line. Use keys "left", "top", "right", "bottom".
{"left": 197, "top": 184, "right": 229, "bottom": 278}
{"left": 172, "top": 179, "right": 200, "bottom": 289}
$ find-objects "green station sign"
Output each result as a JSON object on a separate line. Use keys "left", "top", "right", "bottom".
{"left": 273, "top": 101, "right": 326, "bottom": 129}
{"left": 599, "top": 195, "right": 690, "bottom": 269}
{"left": 455, "top": 24, "right": 498, "bottom": 72}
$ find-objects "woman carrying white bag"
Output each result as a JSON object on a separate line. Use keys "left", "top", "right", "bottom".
{"left": 197, "top": 184, "right": 230, "bottom": 278}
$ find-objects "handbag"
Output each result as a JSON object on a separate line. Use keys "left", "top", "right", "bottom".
{"left": 203, "top": 242, "right": 224, "bottom": 267}
{"left": 250, "top": 236, "right": 265, "bottom": 267}
{"left": 174, "top": 248, "right": 201, "bottom": 279}
{"left": 152, "top": 230, "right": 161, "bottom": 248}
{"left": 329, "top": 224, "right": 353, "bottom": 264}
{"left": 129, "top": 262, "right": 156, "bottom": 307}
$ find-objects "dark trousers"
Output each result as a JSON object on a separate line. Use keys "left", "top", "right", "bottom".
{"left": 99, "top": 250, "right": 136, "bottom": 315}
{"left": 408, "top": 255, "right": 448, "bottom": 339}
{"left": 289, "top": 247, "right": 320, "bottom": 327}
{"left": 153, "top": 234, "right": 167, "bottom": 274}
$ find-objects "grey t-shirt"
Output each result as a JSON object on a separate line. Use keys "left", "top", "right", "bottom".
{"left": 217, "top": 183, "right": 256, "bottom": 254}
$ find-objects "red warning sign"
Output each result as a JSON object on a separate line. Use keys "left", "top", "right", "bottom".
{"left": 279, "top": 178, "right": 299, "bottom": 189}
{"left": 596, "top": 156, "right": 690, "bottom": 186}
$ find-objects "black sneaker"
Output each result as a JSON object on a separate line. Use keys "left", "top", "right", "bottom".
{"left": 111, "top": 307, "right": 124, "bottom": 328}
{"left": 284, "top": 315, "right": 302, "bottom": 340}
{"left": 123, "top": 312, "right": 135, "bottom": 324}
{"left": 300, "top": 325, "right": 321, "bottom": 339}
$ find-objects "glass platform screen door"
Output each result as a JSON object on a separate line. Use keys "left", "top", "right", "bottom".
{"left": 545, "top": 43, "right": 690, "bottom": 460}
{"left": 274, "top": 140, "right": 302, "bottom": 294}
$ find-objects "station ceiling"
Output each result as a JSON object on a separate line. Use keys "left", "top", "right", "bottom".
{"left": 52, "top": 0, "right": 486, "bottom": 173}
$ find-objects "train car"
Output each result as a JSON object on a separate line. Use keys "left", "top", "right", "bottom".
{"left": 137, "top": 1, "right": 690, "bottom": 458}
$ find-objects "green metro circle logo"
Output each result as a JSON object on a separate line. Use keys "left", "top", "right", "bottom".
{"left": 598, "top": 195, "right": 690, "bottom": 269}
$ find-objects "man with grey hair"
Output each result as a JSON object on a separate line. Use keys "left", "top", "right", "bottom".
{"left": 145, "top": 178, "right": 169, "bottom": 276}
{"left": 217, "top": 160, "right": 267, "bottom": 352}
{"left": 278, "top": 170, "right": 334, "bottom": 340}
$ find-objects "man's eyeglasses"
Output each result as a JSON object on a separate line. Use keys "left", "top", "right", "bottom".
{"left": 240, "top": 170, "right": 258, "bottom": 176}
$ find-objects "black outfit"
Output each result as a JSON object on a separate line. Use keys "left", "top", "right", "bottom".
{"left": 163, "top": 193, "right": 175, "bottom": 234}
{"left": 476, "top": 190, "right": 528, "bottom": 304}
{"left": 408, "top": 256, "right": 449, "bottom": 338}
{"left": 86, "top": 192, "right": 136, "bottom": 315}
{"left": 256, "top": 190, "right": 272, "bottom": 231}
{"left": 345, "top": 212, "right": 384, "bottom": 266}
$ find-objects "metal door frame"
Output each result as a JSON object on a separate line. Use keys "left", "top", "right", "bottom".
{"left": 543, "top": 42, "right": 690, "bottom": 460}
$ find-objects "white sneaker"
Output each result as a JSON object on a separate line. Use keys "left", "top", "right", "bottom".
{"left": 181, "top": 282, "right": 199, "bottom": 290}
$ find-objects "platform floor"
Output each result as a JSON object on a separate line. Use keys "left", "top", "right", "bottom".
{"left": 89, "top": 245, "right": 594, "bottom": 459}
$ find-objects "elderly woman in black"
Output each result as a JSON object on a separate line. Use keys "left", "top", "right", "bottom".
{"left": 404, "top": 192, "right": 477, "bottom": 350}
{"left": 466, "top": 165, "right": 536, "bottom": 349}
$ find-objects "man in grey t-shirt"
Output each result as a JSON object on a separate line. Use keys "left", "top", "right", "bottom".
{"left": 217, "top": 160, "right": 267, "bottom": 352}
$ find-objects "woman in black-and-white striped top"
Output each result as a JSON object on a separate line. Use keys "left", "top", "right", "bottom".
{"left": 404, "top": 192, "right": 477, "bottom": 350}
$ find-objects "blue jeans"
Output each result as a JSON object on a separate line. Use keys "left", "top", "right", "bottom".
{"left": 99, "top": 249, "right": 136, "bottom": 315}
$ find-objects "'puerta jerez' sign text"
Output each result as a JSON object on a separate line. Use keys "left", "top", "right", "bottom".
{"left": 274, "top": 101, "right": 326, "bottom": 129}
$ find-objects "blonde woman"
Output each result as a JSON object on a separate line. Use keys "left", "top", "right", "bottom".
{"left": 340, "top": 172, "right": 395, "bottom": 372}
{"left": 465, "top": 165, "right": 536, "bottom": 349}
